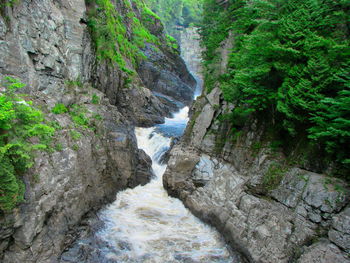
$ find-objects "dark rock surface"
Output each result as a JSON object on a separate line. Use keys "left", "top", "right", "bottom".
{"left": 0, "top": 0, "right": 195, "bottom": 262}
{"left": 138, "top": 43, "right": 196, "bottom": 106}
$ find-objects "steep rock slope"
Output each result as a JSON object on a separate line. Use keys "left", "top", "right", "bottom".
{"left": 179, "top": 26, "right": 203, "bottom": 94}
{"left": 0, "top": 0, "right": 195, "bottom": 261}
{"left": 163, "top": 34, "right": 350, "bottom": 263}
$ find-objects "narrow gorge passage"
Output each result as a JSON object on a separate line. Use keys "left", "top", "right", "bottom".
{"left": 86, "top": 27, "right": 240, "bottom": 262}
{"left": 95, "top": 108, "right": 238, "bottom": 262}
{"left": 60, "top": 28, "right": 241, "bottom": 263}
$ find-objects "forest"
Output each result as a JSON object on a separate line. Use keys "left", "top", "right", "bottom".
{"left": 200, "top": 0, "right": 350, "bottom": 177}
{"left": 145, "top": 0, "right": 202, "bottom": 37}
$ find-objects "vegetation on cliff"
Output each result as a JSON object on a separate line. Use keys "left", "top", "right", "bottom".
{"left": 200, "top": 0, "right": 350, "bottom": 177}
{"left": 85, "top": 0, "right": 161, "bottom": 74}
{"left": 0, "top": 77, "right": 55, "bottom": 211}
{"left": 145, "top": 0, "right": 202, "bottom": 37}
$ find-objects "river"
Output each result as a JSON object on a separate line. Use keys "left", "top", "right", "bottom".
{"left": 60, "top": 27, "right": 240, "bottom": 263}
{"left": 93, "top": 107, "right": 237, "bottom": 262}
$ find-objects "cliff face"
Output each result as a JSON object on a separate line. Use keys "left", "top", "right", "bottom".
{"left": 0, "top": 0, "right": 195, "bottom": 261}
{"left": 179, "top": 27, "right": 203, "bottom": 95}
{"left": 163, "top": 36, "right": 350, "bottom": 263}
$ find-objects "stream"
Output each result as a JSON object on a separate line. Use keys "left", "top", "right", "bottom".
{"left": 61, "top": 27, "right": 240, "bottom": 263}
{"left": 95, "top": 107, "right": 237, "bottom": 262}
{"left": 60, "top": 107, "right": 240, "bottom": 263}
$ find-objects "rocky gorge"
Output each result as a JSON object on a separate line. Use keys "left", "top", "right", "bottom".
{"left": 163, "top": 31, "right": 350, "bottom": 263}
{"left": 0, "top": 0, "right": 196, "bottom": 261}
{"left": 0, "top": 0, "right": 349, "bottom": 263}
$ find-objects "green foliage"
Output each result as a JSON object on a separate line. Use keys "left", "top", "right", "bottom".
{"left": 86, "top": 0, "right": 159, "bottom": 74}
{"left": 143, "top": 6, "right": 161, "bottom": 20}
{"left": 0, "top": 77, "right": 55, "bottom": 211}
{"left": 69, "top": 104, "right": 90, "bottom": 128}
{"left": 55, "top": 143, "right": 63, "bottom": 151}
{"left": 262, "top": 163, "right": 287, "bottom": 191}
{"left": 72, "top": 144, "right": 79, "bottom": 151}
{"left": 93, "top": 113, "right": 102, "bottom": 120}
{"left": 91, "top": 94, "right": 100, "bottom": 104}
{"left": 200, "top": 0, "right": 350, "bottom": 174}
{"left": 0, "top": 0, "right": 20, "bottom": 8}
{"left": 51, "top": 103, "right": 68, "bottom": 114}
{"left": 70, "top": 130, "right": 82, "bottom": 141}
{"left": 65, "top": 79, "right": 83, "bottom": 90}
{"left": 145, "top": 0, "right": 202, "bottom": 37}
{"left": 166, "top": 34, "right": 179, "bottom": 50}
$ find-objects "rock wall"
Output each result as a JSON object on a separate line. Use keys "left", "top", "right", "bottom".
{"left": 163, "top": 35, "right": 350, "bottom": 263}
{"left": 1, "top": 85, "right": 153, "bottom": 263}
{"left": 0, "top": 0, "right": 195, "bottom": 261}
{"left": 179, "top": 27, "right": 203, "bottom": 95}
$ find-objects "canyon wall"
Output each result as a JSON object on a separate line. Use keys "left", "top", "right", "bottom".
{"left": 163, "top": 35, "right": 350, "bottom": 263}
{"left": 0, "top": 0, "right": 195, "bottom": 261}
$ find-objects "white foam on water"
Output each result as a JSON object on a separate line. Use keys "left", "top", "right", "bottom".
{"left": 97, "top": 107, "right": 235, "bottom": 263}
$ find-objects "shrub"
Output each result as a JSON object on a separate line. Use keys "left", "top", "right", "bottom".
{"left": 0, "top": 77, "right": 55, "bottom": 211}
{"left": 69, "top": 104, "right": 89, "bottom": 128}
{"left": 262, "top": 163, "right": 287, "bottom": 191}
{"left": 70, "top": 130, "right": 82, "bottom": 140}
{"left": 51, "top": 103, "right": 68, "bottom": 114}
{"left": 91, "top": 94, "right": 100, "bottom": 104}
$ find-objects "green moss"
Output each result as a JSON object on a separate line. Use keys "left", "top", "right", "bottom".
{"left": 72, "top": 144, "right": 79, "bottom": 151}
{"left": 166, "top": 34, "right": 179, "bottom": 50}
{"left": 93, "top": 113, "right": 102, "bottom": 120}
{"left": 86, "top": 0, "right": 159, "bottom": 74}
{"left": 0, "top": 0, "right": 20, "bottom": 9}
{"left": 32, "top": 173, "right": 40, "bottom": 184}
{"left": 65, "top": 79, "right": 83, "bottom": 89}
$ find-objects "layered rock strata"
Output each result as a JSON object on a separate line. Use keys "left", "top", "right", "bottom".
{"left": 0, "top": 0, "right": 195, "bottom": 261}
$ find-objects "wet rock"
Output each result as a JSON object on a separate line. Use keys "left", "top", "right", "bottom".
{"left": 128, "top": 149, "right": 154, "bottom": 187}
{"left": 138, "top": 43, "right": 196, "bottom": 106}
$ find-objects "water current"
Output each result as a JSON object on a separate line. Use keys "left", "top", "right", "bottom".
{"left": 93, "top": 107, "right": 237, "bottom": 263}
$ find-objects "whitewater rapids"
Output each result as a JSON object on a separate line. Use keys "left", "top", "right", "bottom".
{"left": 96, "top": 107, "right": 236, "bottom": 262}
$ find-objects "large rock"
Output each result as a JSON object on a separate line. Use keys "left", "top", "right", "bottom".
{"left": 0, "top": 0, "right": 194, "bottom": 261}
{"left": 180, "top": 27, "right": 204, "bottom": 94}
{"left": 138, "top": 43, "right": 196, "bottom": 106}
{"left": 329, "top": 207, "right": 350, "bottom": 252}
{"left": 0, "top": 87, "right": 153, "bottom": 262}
{"left": 164, "top": 140, "right": 350, "bottom": 262}
{"left": 164, "top": 73, "right": 350, "bottom": 263}
{"left": 297, "top": 241, "right": 350, "bottom": 263}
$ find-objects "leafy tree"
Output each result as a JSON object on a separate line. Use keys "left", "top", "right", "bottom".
{"left": 145, "top": 0, "right": 202, "bottom": 37}
{"left": 200, "top": 0, "right": 350, "bottom": 175}
{"left": 0, "top": 77, "right": 55, "bottom": 211}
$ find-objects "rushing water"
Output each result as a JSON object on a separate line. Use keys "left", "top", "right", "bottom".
{"left": 93, "top": 107, "right": 236, "bottom": 263}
